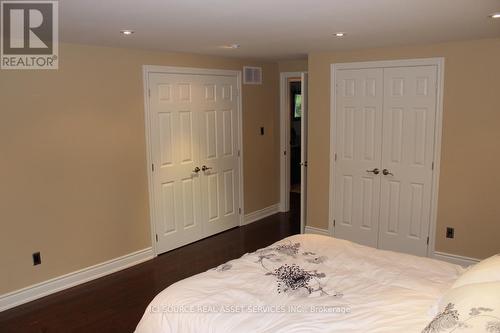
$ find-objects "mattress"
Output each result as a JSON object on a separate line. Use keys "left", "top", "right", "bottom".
{"left": 135, "top": 234, "right": 464, "bottom": 333}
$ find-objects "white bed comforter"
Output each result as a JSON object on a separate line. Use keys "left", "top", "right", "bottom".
{"left": 135, "top": 234, "right": 463, "bottom": 333}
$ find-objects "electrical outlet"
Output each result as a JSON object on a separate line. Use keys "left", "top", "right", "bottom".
{"left": 446, "top": 227, "right": 455, "bottom": 239}
{"left": 33, "top": 252, "right": 41, "bottom": 266}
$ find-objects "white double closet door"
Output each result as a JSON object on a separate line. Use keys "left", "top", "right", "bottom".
{"left": 148, "top": 71, "right": 241, "bottom": 254}
{"left": 334, "top": 65, "right": 438, "bottom": 257}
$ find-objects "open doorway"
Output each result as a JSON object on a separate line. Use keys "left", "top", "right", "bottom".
{"left": 280, "top": 72, "right": 308, "bottom": 233}
{"left": 289, "top": 79, "right": 302, "bottom": 227}
{"left": 289, "top": 80, "right": 302, "bottom": 195}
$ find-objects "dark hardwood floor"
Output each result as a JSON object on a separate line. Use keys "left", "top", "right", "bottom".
{"left": 0, "top": 194, "right": 300, "bottom": 333}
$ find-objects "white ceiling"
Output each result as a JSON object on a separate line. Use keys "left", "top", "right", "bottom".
{"left": 60, "top": 0, "right": 500, "bottom": 60}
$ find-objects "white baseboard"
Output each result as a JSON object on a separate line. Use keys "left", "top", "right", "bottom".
{"left": 304, "top": 226, "right": 331, "bottom": 236}
{"left": 0, "top": 247, "right": 154, "bottom": 312}
{"left": 432, "top": 251, "right": 480, "bottom": 267}
{"left": 242, "top": 204, "right": 280, "bottom": 225}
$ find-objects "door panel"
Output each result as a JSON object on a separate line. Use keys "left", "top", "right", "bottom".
{"left": 207, "top": 173, "right": 219, "bottom": 221}
{"left": 222, "top": 109, "right": 234, "bottom": 156}
{"left": 149, "top": 74, "right": 204, "bottom": 253}
{"left": 334, "top": 68, "right": 384, "bottom": 248}
{"left": 378, "top": 66, "right": 437, "bottom": 256}
{"left": 199, "top": 75, "right": 240, "bottom": 236}
{"left": 160, "top": 181, "right": 176, "bottom": 233}
{"left": 204, "top": 110, "right": 217, "bottom": 159}
{"left": 223, "top": 170, "right": 235, "bottom": 215}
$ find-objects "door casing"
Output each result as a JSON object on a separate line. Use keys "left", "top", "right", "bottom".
{"left": 143, "top": 66, "right": 244, "bottom": 256}
{"left": 329, "top": 58, "right": 445, "bottom": 258}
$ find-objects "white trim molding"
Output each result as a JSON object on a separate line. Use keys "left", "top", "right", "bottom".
{"left": 304, "top": 226, "right": 331, "bottom": 236}
{"left": 243, "top": 204, "right": 280, "bottom": 225}
{"left": 0, "top": 247, "right": 154, "bottom": 312}
{"left": 432, "top": 251, "right": 480, "bottom": 267}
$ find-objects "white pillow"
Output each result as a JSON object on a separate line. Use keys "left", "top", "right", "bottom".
{"left": 452, "top": 254, "right": 500, "bottom": 289}
{"left": 422, "top": 282, "right": 500, "bottom": 333}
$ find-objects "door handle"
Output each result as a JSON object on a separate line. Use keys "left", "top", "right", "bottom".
{"left": 382, "top": 169, "right": 394, "bottom": 176}
{"left": 366, "top": 168, "right": 380, "bottom": 175}
{"left": 201, "top": 165, "right": 213, "bottom": 172}
{"left": 193, "top": 167, "right": 201, "bottom": 173}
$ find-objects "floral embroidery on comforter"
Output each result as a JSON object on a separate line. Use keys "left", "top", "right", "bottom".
{"left": 215, "top": 240, "right": 343, "bottom": 298}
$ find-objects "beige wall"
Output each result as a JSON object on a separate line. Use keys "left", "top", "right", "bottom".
{"left": 278, "top": 59, "right": 308, "bottom": 73}
{"left": 0, "top": 43, "right": 280, "bottom": 294}
{"left": 307, "top": 38, "right": 500, "bottom": 259}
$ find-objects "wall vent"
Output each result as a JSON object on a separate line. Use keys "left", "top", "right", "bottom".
{"left": 243, "top": 66, "right": 262, "bottom": 85}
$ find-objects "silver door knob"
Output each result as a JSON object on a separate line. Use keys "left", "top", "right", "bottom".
{"left": 382, "top": 169, "right": 394, "bottom": 176}
{"left": 193, "top": 167, "right": 201, "bottom": 173}
{"left": 201, "top": 165, "right": 212, "bottom": 172}
{"left": 366, "top": 168, "right": 380, "bottom": 175}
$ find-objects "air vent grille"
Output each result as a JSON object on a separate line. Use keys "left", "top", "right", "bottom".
{"left": 243, "top": 66, "right": 262, "bottom": 85}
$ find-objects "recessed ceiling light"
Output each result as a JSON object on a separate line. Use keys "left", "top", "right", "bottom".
{"left": 489, "top": 13, "right": 500, "bottom": 19}
{"left": 221, "top": 43, "right": 240, "bottom": 49}
{"left": 334, "top": 32, "right": 346, "bottom": 37}
{"left": 120, "top": 30, "right": 134, "bottom": 36}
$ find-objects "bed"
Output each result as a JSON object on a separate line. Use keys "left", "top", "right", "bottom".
{"left": 135, "top": 234, "right": 465, "bottom": 333}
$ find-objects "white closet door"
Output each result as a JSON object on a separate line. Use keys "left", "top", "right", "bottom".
{"left": 149, "top": 73, "right": 204, "bottom": 253}
{"left": 198, "top": 75, "right": 241, "bottom": 236}
{"left": 378, "top": 66, "right": 437, "bottom": 256}
{"left": 334, "top": 68, "right": 384, "bottom": 247}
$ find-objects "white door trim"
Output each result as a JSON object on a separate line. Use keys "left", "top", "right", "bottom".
{"left": 329, "top": 58, "right": 445, "bottom": 258}
{"left": 143, "top": 66, "right": 245, "bottom": 256}
{"left": 279, "top": 71, "right": 304, "bottom": 212}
